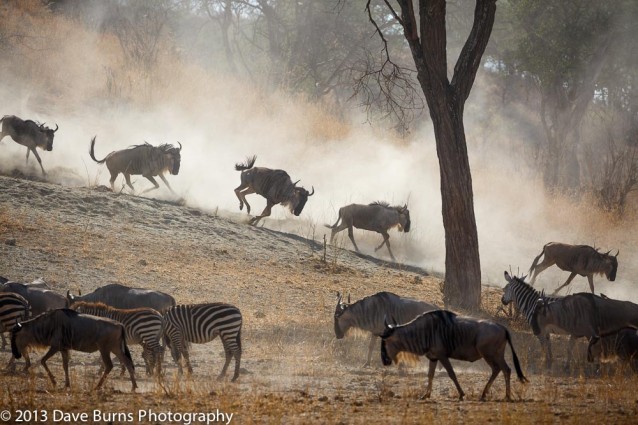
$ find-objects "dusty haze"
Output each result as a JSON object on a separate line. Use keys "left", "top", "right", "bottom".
{"left": 1, "top": 4, "right": 636, "bottom": 301}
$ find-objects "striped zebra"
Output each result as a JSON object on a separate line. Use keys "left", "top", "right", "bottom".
{"left": 1, "top": 293, "right": 30, "bottom": 368}
{"left": 503, "top": 271, "right": 568, "bottom": 368}
{"left": 70, "top": 301, "right": 164, "bottom": 375}
{"left": 163, "top": 303, "right": 242, "bottom": 381}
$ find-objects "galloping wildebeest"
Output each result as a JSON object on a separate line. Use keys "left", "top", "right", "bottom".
{"left": 333, "top": 291, "right": 437, "bottom": 366}
{"left": 66, "top": 283, "right": 175, "bottom": 313}
{"left": 0, "top": 115, "right": 58, "bottom": 175}
{"left": 531, "top": 292, "right": 638, "bottom": 368}
{"left": 379, "top": 310, "right": 527, "bottom": 401}
{"left": 234, "top": 155, "right": 314, "bottom": 225}
{"left": 588, "top": 328, "right": 638, "bottom": 372}
{"left": 528, "top": 242, "right": 619, "bottom": 294}
{"left": 0, "top": 281, "right": 66, "bottom": 316}
{"left": 89, "top": 136, "right": 182, "bottom": 193}
{"left": 11, "top": 309, "right": 137, "bottom": 391}
{"left": 325, "top": 202, "right": 410, "bottom": 261}
{"left": 70, "top": 301, "right": 164, "bottom": 376}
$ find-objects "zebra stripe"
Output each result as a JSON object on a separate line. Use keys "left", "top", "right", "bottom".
{"left": 71, "top": 302, "right": 164, "bottom": 375}
{"left": 163, "top": 303, "right": 242, "bottom": 381}
{"left": 502, "top": 276, "right": 560, "bottom": 325}
{"left": 0, "top": 293, "right": 30, "bottom": 332}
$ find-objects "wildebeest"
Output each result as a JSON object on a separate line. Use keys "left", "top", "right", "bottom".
{"left": 333, "top": 291, "right": 437, "bottom": 366}
{"left": 234, "top": 155, "right": 314, "bottom": 225}
{"left": 0, "top": 293, "right": 30, "bottom": 368}
{"left": 163, "top": 303, "right": 242, "bottom": 381}
{"left": 0, "top": 115, "right": 58, "bottom": 175}
{"left": 0, "top": 281, "right": 66, "bottom": 316}
{"left": 588, "top": 328, "right": 638, "bottom": 372}
{"left": 11, "top": 309, "right": 137, "bottom": 391}
{"left": 528, "top": 242, "right": 619, "bottom": 294}
{"left": 66, "top": 283, "right": 176, "bottom": 312}
{"left": 325, "top": 202, "right": 410, "bottom": 261}
{"left": 69, "top": 301, "right": 164, "bottom": 376}
{"left": 531, "top": 292, "right": 638, "bottom": 368}
{"left": 89, "top": 136, "right": 182, "bottom": 193}
{"left": 379, "top": 310, "right": 527, "bottom": 401}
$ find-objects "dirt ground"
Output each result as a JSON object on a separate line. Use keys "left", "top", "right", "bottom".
{"left": 1, "top": 174, "right": 637, "bottom": 424}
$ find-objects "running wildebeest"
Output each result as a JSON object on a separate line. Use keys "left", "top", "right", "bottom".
{"left": 0, "top": 115, "right": 58, "bottom": 175}
{"left": 234, "top": 155, "right": 314, "bottom": 225}
{"left": 379, "top": 310, "right": 527, "bottom": 401}
{"left": 66, "top": 283, "right": 175, "bottom": 313}
{"left": 588, "top": 328, "right": 638, "bottom": 372}
{"left": 333, "top": 291, "right": 437, "bottom": 366}
{"left": 528, "top": 242, "right": 619, "bottom": 294}
{"left": 325, "top": 202, "right": 410, "bottom": 261}
{"left": 531, "top": 292, "right": 638, "bottom": 369}
{"left": 89, "top": 136, "right": 182, "bottom": 193}
{"left": 11, "top": 309, "right": 137, "bottom": 391}
{"left": 0, "top": 281, "right": 66, "bottom": 316}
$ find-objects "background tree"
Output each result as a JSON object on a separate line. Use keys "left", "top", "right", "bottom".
{"left": 361, "top": 0, "right": 497, "bottom": 310}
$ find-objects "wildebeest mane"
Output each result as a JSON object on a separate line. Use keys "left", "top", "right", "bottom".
{"left": 369, "top": 201, "right": 405, "bottom": 210}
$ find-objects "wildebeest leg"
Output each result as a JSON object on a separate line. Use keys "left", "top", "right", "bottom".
{"left": 158, "top": 173, "right": 175, "bottom": 193}
{"left": 375, "top": 231, "right": 396, "bottom": 261}
{"left": 479, "top": 357, "right": 502, "bottom": 402}
{"left": 29, "top": 148, "right": 47, "bottom": 175}
{"left": 60, "top": 350, "right": 71, "bottom": 388}
{"left": 364, "top": 335, "right": 377, "bottom": 367}
{"left": 587, "top": 275, "right": 596, "bottom": 293}
{"left": 421, "top": 359, "right": 437, "bottom": 399}
{"left": 539, "top": 334, "right": 552, "bottom": 369}
{"left": 141, "top": 176, "right": 161, "bottom": 194}
{"left": 96, "top": 348, "right": 113, "bottom": 390}
{"left": 40, "top": 346, "right": 60, "bottom": 386}
{"left": 328, "top": 221, "right": 349, "bottom": 244}
{"left": 234, "top": 183, "right": 253, "bottom": 213}
{"left": 123, "top": 173, "right": 135, "bottom": 191}
{"left": 529, "top": 258, "right": 556, "bottom": 285}
{"left": 347, "top": 225, "right": 361, "bottom": 252}
{"left": 249, "top": 201, "right": 273, "bottom": 225}
{"left": 113, "top": 348, "right": 137, "bottom": 391}
{"left": 565, "top": 335, "right": 578, "bottom": 370}
{"left": 552, "top": 272, "right": 577, "bottom": 295}
{"left": 438, "top": 356, "right": 465, "bottom": 400}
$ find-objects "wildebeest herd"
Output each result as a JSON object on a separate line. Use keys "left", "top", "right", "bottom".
{"left": 1, "top": 113, "right": 637, "bottom": 402}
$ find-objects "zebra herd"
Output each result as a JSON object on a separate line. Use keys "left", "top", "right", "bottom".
{"left": 0, "top": 279, "right": 243, "bottom": 389}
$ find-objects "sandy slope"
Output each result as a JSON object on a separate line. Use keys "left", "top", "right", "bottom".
{"left": 1, "top": 175, "right": 636, "bottom": 424}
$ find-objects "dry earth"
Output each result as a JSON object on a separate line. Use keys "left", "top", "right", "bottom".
{"left": 0, "top": 174, "right": 637, "bottom": 424}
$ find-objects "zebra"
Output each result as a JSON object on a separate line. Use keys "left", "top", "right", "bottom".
{"left": 380, "top": 310, "right": 528, "bottom": 401}
{"left": 69, "top": 301, "right": 164, "bottom": 376}
{"left": 502, "top": 271, "right": 569, "bottom": 368}
{"left": 163, "top": 303, "right": 242, "bottom": 381}
{"left": 0, "top": 293, "right": 30, "bottom": 369}
{"left": 333, "top": 291, "right": 438, "bottom": 366}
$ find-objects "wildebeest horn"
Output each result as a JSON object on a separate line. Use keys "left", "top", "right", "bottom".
{"left": 53, "top": 123, "right": 59, "bottom": 132}
{"left": 605, "top": 250, "right": 611, "bottom": 256}
{"left": 292, "top": 180, "right": 300, "bottom": 186}
{"left": 347, "top": 293, "right": 351, "bottom": 304}
{"left": 177, "top": 141, "right": 182, "bottom": 151}
{"left": 615, "top": 250, "right": 619, "bottom": 257}
{"left": 336, "top": 291, "right": 342, "bottom": 304}
{"left": 308, "top": 186, "right": 315, "bottom": 196}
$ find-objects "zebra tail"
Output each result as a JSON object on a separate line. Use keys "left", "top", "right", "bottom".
{"left": 506, "top": 329, "right": 528, "bottom": 383}
{"left": 121, "top": 328, "right": 134, "bottom": 372}
{"left": 528, "top": 246, "right": 546, "bottom": 278}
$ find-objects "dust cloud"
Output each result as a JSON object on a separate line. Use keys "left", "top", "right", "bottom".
{"left": 0, "top": 6, "right": 635, "bottom": 302}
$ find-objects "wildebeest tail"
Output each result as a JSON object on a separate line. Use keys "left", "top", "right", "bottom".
{"left": 89, "top": 136, "right": 107, "bottom": 164}
{"left": 527, "top": 245, "right": 547, "bottom": 278}
{"left": 324, "top": 215, "right": 341, "bottom": 229}
{"left": 505, "top": 329, "right": 528, "bottom": 383}
{"left": 121, "top": 328, "right": 135, "bottom": 371}
{"left": 235, "top": 155, "right": 257, "bottom": 171}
